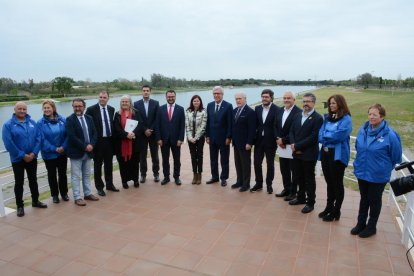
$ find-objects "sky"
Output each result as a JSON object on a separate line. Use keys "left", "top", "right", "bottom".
{"left": 0, "top": 0, "right": 413, "bottom": 82}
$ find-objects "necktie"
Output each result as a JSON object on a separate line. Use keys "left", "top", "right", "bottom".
{"left": 215, "top": 104, "right": 219, "bottom": 113}
{"left": 102, "top": 108, "right": 111, "bottom": 137}
{"left": 168, "top": 104, "right": 172, "bottom": 121}
{"left": 80, "top": 116, "right": 90, "bottom": 144}
{"left": 235, "top": 107, "right": 242, "bottom": 121}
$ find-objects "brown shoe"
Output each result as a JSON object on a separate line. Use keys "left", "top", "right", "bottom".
{"left": 197, "top": 173, "right": 202, "bottom": 185}
{"left": 84, "top": 194, "right": 99, "bottom": 201}
{"left": 192, "top": 173, "right": 197, "bottom": 184}
{"left": 75, "top": 199, "right": 87, "bottom": 206}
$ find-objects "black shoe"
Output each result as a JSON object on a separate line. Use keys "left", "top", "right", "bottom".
{"left": 301, "top": 205, "right": 314, "bottom": 214}
{"left": 289, "top": 198, "right": 306, "bottom": 205}
{"left": 267, "top": 186, "right": 273, "bottom": 194}
{"left": 350, "top": 224, "right": 366, "bottom": 235}
{"left": 221, "top": 180, "right": 227, "bottom": 187}
{"left": 134, "top": 182, "right": 140, "bottom": 188}
{"left": 52, "top": 196, "right": 60, "bottom": 203}
{"left": 154, "top": 175, "right": 160, "bottom": 182}
{"left": 318, "top": 208, "right": 331, "bottom": 218}
{"left": 97, "top": 189, "right": 106, "bottom": 196}
{"left": 175, "top": 178, "right": 182, "bottom": 185}
{"left": 275, "top": 189, "right": 287, "bottom": 197}
{"left": 62, "top": 194, "right": 70, "bottom": 201}
{"left": 122, "top": 183, "right": 129, "bottom": 189}
{"left": 206, "top": 179, "right": 219, "bottom": 184}
{"left": 106, "top": 185, "right": 120, "bottom": 192}
{"left": 32, "top": 201, "right": 48, "bottom": 208}
{"left": 250, "top": 184, "right": 263, "bottom": 193}
{"left": 161, "top": 178, "right": 170, "bottom": 185}
{"left": 358, "top": 227, "right": 376, "bottom": 238}
{"left": 17, "top": 207, "right": 24, "bottom": 217}
{"left": 231, "top": 183, "right": 242, "bottom": 189}
{"left": 284, "top": 194, "right": 296, "bottom": 201}
{"left": 322, "top": 212, "right": 341, "bottom": 222}
{"left": 140, "top": 176, "right": 146, "bottom": 183}
{"left": 239, "top": 187, "right": 249, "bottom": 192}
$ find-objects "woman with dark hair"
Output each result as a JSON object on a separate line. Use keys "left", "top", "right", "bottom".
{"left": 113, "top": 95, "right": 143, "bottom": 189}
{"left": 351, "top": 104, "right": 402, "bottom": 238}
{"left": 318, "top": 94, "right": 352, "bottom": 221}
{"left": 37, "top": 100, "right": 69, "bottom": 203}
{"left": 185, "top": 95, "right": 207, "bottom": 184}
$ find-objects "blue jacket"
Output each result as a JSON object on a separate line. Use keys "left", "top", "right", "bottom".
{"left": 205, "top": 100, "right": 233, "bottom": 145}
{"left": 37, "top": 114, "right": 68, "bottom": 160}
{"left": 2, "top": 114, "right": 41, "bottom": 163}
{"left": 155, "top": 104, "right": 185, "bottom": 144}
{"left": 232, "top": 105, "right": 256, "bottom": 150}
{"left": 353, "top": 120, "right": 402, "bottom": 183}
{"left": 318, "top": 114, "right": 352, "bottom": 166}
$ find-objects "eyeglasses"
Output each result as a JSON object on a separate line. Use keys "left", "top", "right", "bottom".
{"left": 303, "top": 100, "right": 314, "bottom": 103}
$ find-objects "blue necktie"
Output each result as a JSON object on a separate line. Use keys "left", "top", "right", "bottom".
{"left": 103, "top": 108, "right": 111, "bottom": 137}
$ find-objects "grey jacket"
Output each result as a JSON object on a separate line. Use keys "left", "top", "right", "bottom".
{"left": 185, "top": 109, "right": 207, "bottom": 140}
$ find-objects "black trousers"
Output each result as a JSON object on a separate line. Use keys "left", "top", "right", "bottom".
{"left": 188, "top": 136, "right": 205, "bottom": 173}
{"left": 139, "top": 135, "right": 160, "bottom": 177}
{"left": 234, "top": 147, "right": 252, "bottom": 189}
{"left": 357, "top": 179, "right": 386, "bottom": 230}
{"left": 321, "top": 149, "right": 346, "bottom": 213}
{"left": 292, "top": 158, "right": 317, "bottom": 206}
{"left": 12, "top": 159, "right": 39, "bottom": 208}
{"left": 117, "top": 152, "right": 139, "bottom": 184}
{"left": 209, "top": 142, "right": 230, "bottom": 181}
{"left": 253, "top": 139, "right": 276, "bottom": 187}
{"left": 161, "top": 141, "right": 181, "bottom": 179}
{"left": 44, "top": 155, "right": 68, "bottom": 197}
{"left": 279, "top": 157, "right": 295, "bottom": 195}
{"left": 93, "top": 137, "right": 114, "bottom": 190}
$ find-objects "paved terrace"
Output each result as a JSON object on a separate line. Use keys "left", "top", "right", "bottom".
{"left": 0, "top": 145, "right": 412, "bottom": 276}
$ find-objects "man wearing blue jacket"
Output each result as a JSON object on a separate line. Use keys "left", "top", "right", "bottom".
{"left": 2, "top": 102, "right": 48, "bottom": 217}
{"left": 231, "top": 93, "right": 256, "bottom": 192}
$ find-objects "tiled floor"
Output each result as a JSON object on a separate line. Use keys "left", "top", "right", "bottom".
{"left": 0, "top": 145, "right": 413, "bottom": 275}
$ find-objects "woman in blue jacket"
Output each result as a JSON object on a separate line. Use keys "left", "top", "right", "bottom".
{"left": 318, "top": 94, "right": 352, "bottom": 221}
{"left": 352, "top": 104, "right": 402, "bottom": 238}
{"left": 38, "top": 100, "right": 69, "bottom": 203}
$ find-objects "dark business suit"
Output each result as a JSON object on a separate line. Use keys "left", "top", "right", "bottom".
{"left": 274, "top": 105, "right": 302, "bottom": 196}
{"left": 254, "top": 104, "right": 279, "bottom": 190}
{"left": 85, "top": 103, "right": 115, "bottom": 191}
{"left": 155, "top": 104, "right": 185, "bottom": 179}
{"left": 205, "top": 100, "right": 233, "bottom": 181}
{"left": 289, "top": 110, "right": 323, "bottom": 206}
{"left": 232, "top": 105, "right": 256, "bottom": 190}
{"left": 134, "top": 99, "right": 160, "bottom": 178}
{"left": 65, "top": 113, "right": 97, "bottom": 159}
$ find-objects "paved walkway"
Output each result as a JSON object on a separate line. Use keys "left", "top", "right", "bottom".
{"left": 0, "top": 145, "right": 412, "bottom": 275}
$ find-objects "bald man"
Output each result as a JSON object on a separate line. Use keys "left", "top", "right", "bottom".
{"left": 2, "top": 102, "right": 48, "bottom": 217}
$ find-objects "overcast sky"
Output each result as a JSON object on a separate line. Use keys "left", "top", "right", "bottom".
{"left": 1, "top": 0, "right": 413, "bottom": 82}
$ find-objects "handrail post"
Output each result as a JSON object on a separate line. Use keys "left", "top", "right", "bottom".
{"left": 0, "top": 185, "right": 6, "bottom": 217}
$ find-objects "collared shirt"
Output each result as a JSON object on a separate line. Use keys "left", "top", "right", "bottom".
{"left": 301, "top": 109, "right": 315, "bottom": 125}
{"left": 143, "top": 99, "right": 149, "bottom": 117}
{"left": 282, "top": 105, "right": 294, "bottom": 127}
{"left": 261, "top": 104, "right": 271, "bottom": 136}
{"left": 215, "top": 100, "right": 223, "bottom": 112}
{"left": 100, "top": 105, "right": 111, "bottom": 137}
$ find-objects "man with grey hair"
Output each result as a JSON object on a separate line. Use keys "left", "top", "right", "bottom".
{"left": 205, "top": 86, "right": 233, "bottom": 186}
{"left": 288, "top": 92, "right": 323, "bottom": 213}
{"left": 231, "top": 92, "right": 256, "bottom": 192}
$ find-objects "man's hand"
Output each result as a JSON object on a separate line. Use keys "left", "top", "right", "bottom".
{"left": 56, "top": 146, "right": 64, "bottom": 154}
{"left": 85, "top": 144, "right": 94, "bottom": 152}
{"left": 276, "top": 138, "right": 285, "bottom": 148}
{"left": 144, "top": 129, "right": 152, "bottom": 137}
{"left": 291, "top": 144, "right": 295, "bottom": 152}
{"left": 225, "top": 138, "right": 231, "bottom": 145}
{"left": 157, "top": 140, "right": 163, "bottom": 147}
{"left": 23, "top": 153, "right": 33, "bottom": 163}
{"left": 246, "top": 144, "right": 252, "bottom": 151}
{"left": 206, "top": 137, "right": 210, "bottom": 144}
{"left": 127, "top": 132, "right": 135, "bottom": 140}
{"left": 177, "top": 140, "right": 183, "bottom": 147}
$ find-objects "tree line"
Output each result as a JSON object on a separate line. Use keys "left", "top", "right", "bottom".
{"left": 1, "top": 73, "right": 413, "bottom": 100}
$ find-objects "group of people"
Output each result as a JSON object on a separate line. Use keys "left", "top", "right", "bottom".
{"left": 2, "top": 85, "right": 403, "bottom": 238}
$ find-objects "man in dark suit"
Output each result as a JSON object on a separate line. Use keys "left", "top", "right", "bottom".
{"left": 251, "top": 89, "right": 279, "bottom": 194}
{"left": 134, "top": 85, "right": 160, "bottom": 183}
{"left": 205, "top": 86, "right": 233, "bottom": 186}
{"left": 288, "top": 93, "right": 323, "bottom": 213}
{"left": 155, "top": 90, "right": 185, "bottom": 185}
{"left": 66, "top": 98, "right": 99, "bottom": 206}
{"left": 85, "top": 91, "right": 119, "bottom": 196}
{"left": 274, "top": 91, "right": 302, "bottom": 200}
{"left": 231, "top": 93, "right": 256, "bottom": 192}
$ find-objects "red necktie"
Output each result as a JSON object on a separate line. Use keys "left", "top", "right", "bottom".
{"left": 168, "top": 104, "right": 172, "bottom": 121}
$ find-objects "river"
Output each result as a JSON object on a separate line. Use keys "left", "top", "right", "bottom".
{"left": 0, "top": 85, "right": 314, "bottom": 168}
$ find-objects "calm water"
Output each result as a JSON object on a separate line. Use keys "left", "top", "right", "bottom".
{"left": 0, "top": 85, "right": 314, "bottom": 167}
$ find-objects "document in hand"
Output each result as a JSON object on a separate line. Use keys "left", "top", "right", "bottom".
{"left": 277, "top": 144, "right": 293, "bottom": 159}
{"left": 124, "top": 119, "right": 138, "bottom": 132}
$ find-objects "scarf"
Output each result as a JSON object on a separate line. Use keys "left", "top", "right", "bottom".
{"left": 121, "top": 110, "right": 133, "bottom": 162}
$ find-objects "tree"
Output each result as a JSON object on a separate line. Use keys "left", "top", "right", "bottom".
{"left": 52, "top": 77, "right": 74, "bottom": 96}
{"left": 357, "top": 73, "right": 373, "bottom": 89}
